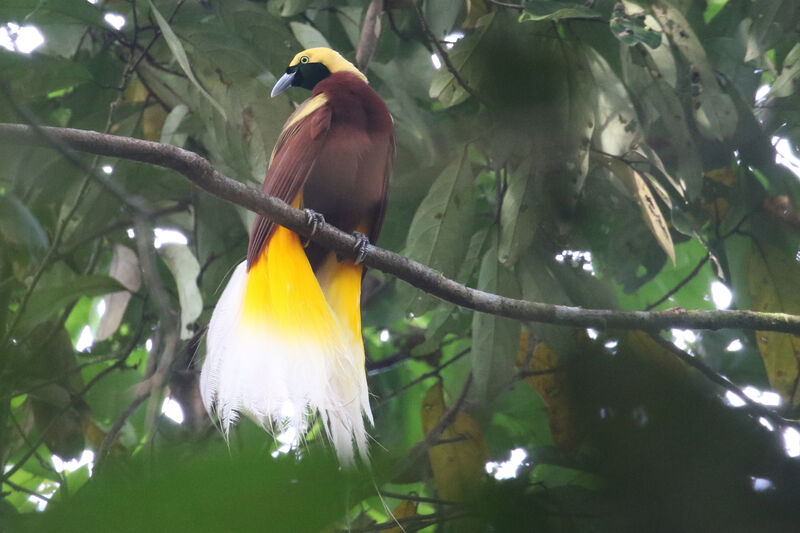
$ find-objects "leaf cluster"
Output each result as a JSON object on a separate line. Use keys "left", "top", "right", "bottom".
{"left": 2, "top": 0, "right": 800, "bottom": 531}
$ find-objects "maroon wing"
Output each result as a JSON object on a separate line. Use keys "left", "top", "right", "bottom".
{"left": 246, "top": 98, "right": 332, "bottom": 268}
{"left": 369, "top": 131, "right": 395, "bottom": 245}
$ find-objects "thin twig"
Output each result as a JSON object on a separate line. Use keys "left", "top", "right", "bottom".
{"left": 95, "top": 390, "right": 150, "bottom": 466}
{"left": 413, "top": 1, "right": 480, "bottom": 101}
{"left": 346, "top": 512, "right": 460, "bottom": 533}
{"left": 394, "top": 374, "right": 474, "bottom": 480}
{"left": 3, "top": 123, "right": 800, "bottom": 335}
{"left": 58, "top": 201, "right": 189, "bottom": 257}
{"left": 378, "top": 490, "right": 462, "bottom": 506}
{"left": 0, "top": 342, "right": 139, "bottom": 483}
{"left": 645, "top": 253, "right": 711, "bottom": 310}
{"left": 1, "top": 478, "right": 51, "bottom": 502}
{"left": 652, "top": 334, "right": 796, "bottom": 426}
{"left": 8, "top": 412, "right": 64, "bottom": 482}
{"left": 376, "top": 348, "right": 471, "bottom": 406}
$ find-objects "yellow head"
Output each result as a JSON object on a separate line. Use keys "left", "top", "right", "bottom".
{"left": 271, "top": 47, "right": 367, "bottom": 97}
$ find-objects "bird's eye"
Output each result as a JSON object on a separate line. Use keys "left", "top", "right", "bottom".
{"left": 300, "top": 56, "right": 309, "bottom": 64}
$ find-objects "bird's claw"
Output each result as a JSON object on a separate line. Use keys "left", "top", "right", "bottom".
{"left": 352, "top": 231, "right": 370, "bottom": 265}
{"left": 304, "top": 209, "right": 325, "bottom": 236}
{"left": 302, "top": 209, "right": 325, "bottom": 248}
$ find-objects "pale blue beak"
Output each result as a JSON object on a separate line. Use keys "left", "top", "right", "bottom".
{"left": 271, "top": 71, "right": 296, "bottom": 97}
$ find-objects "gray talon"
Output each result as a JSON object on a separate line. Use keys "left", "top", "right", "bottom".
{"left": 304, "top": 209, "right": 325, "bottom": 236}
{"left": 352, "top": 231, "right": 370, "bottom": 264}
{"left": 302, "top": 209, "right": 325, "bottom": 248}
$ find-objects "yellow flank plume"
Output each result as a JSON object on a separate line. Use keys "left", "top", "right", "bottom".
{"left": 204, "top": 196, "right": 373, "bottom": 463}
{"left": 242, "top": 224, "right": 339, "bottom": 345}
{"left": 316, "top": 254, "right": 364, "bottom": 345}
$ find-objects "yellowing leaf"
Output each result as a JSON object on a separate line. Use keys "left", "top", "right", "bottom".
{"left": 124, "top": 78, "right": 149, "bottom": 103}
{"left": 747, "top": 243, "right": 800, "bottom": 405}
{"left": 142, "top": 104, "right": 168, "bottom": 142}
{"left": 624, "top": 330, "right": 686, "bottom": 378}
{"left": 516, "top": 337, "right": 580, "bottom": 453}
{"left": 421, "top": 382, "right": 488, "bottom": 501}
{"left": 705, "top": 168, "right": 736, "bottom": 187}
{"left": 602, "top": 155, "right": 676, "bottom": 264}
{"left": 385, "top": 499, "right": 418, "bottom": 533}
{"left": 463, "top": 0, "right": 491, "bottom": 29}
{"left": 83, "top": 418, "right": 126, "bottom": 457}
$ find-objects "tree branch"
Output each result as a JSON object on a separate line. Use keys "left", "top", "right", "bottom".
{"left": 356, "top": 0, "right": 383, "bottom": 72}
{"left": 3, "top": 123, "right": 800, "bottom": 335}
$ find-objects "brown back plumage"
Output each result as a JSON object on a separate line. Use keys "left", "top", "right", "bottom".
{"left": 246, "top": 71, "right": 394, "bottom": 269}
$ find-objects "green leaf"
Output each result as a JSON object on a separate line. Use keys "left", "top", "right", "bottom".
{"left": 429, "top": 12, "right": 494, "bottom": 107}
{"left": 558, "top": 43, "right": 596, "bottom": 213}
{"left": 617, "top": 239, "right": 714, "bottom": 311}
{"left": 471, "top": 232, "right": 521, "bottom": 402}
{"left": 277, "top": 0, "right": 314, "bottom": 17}
{"left": 586, "top": 47, "right": 639, "bottom": 159}
{"left": 334, "top": 6, "right": 363, "bottom": 48}
{"left": 499, "top": 158, "right": 538, "bottom": 267}
{"left": 609, "top": 7, "right": 662, "bottom": 49}
{"left": 770, "top": 43, "right": 800, "bottom": 99}
{"left": 747, "top": 241, "right": 800, "bottom": 406}
{"left": 742, "top": 0, "right": 793, "bottom": 62}
{"left": 417, "top": 228, "right": 490, "bottom": 353}
{"left": 36, "top": 448, "right": 360, "bottom": 533}
{"left": 0, "top": 53, "right": 92, "bottom": 98}
{"left": 160, "top": 104, "right": 190, "bottom": 148}
{"left": 519, "top": 1, "right": 600, "bottom": 22}
{"left": 0, "top": 0, "right": 104, "bottom": 27}
{"left": 148, "top": 0, "right": 227, "bottom": 120}
{"left": 158, "top": 244, "right": 202, "bottom": 340}
{"left": 652, "top": 2, "right": 737, "bottom": 141}
{"left": 518, "top": 251, "right": 577, "bottom": 355}
{"left": 0, "top": 193, "right": 49, "bottom": 260}
{"left": 402, "top": 154, "right": 476, "bottom": 314}
{"left": 19, "top": 275, "right": 125, "bottom": 333}
{"left": 620, "top": 42, "right": 703, "bottom": 198}
{"left": 289, "top": 22, "right": 330, "bottom": 50}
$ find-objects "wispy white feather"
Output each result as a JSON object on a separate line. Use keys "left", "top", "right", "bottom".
{"left": 200, "top": 261, "right": 372, "bottom": 465}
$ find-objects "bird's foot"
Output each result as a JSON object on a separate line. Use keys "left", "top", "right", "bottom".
{"left": 302, "top": 209, "right": 325, "bottom": 248}
{"left": 352, "top": 232, "right": 370, "bottom": 265}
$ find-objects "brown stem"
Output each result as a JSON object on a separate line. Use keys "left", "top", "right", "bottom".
{"left": 356, "top": 0, "right": 384, "bottom": 71}
{"left": 413, "top": 1, "right": 481, "bottom": 101}
{"left": 2, "top": 123, "right": 800, "bottom": 335}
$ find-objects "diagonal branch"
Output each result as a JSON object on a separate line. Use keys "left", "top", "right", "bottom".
{"left": 2, "top": 122, "right": 800, "bottom": 335}
{"left": 356, "top": 0, "right": 383, "bottom": 72}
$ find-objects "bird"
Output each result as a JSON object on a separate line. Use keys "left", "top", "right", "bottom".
{"left": 200, "top": 48, "right": 394, "bottom": 465}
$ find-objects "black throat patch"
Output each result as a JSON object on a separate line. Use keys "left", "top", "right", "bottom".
{"left": 292, "top": 63, "right": 332, "bottom": 91}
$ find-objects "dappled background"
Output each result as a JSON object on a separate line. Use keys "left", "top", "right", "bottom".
{"left": 2, "top": 0, "right": 800, "bottom": 531}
